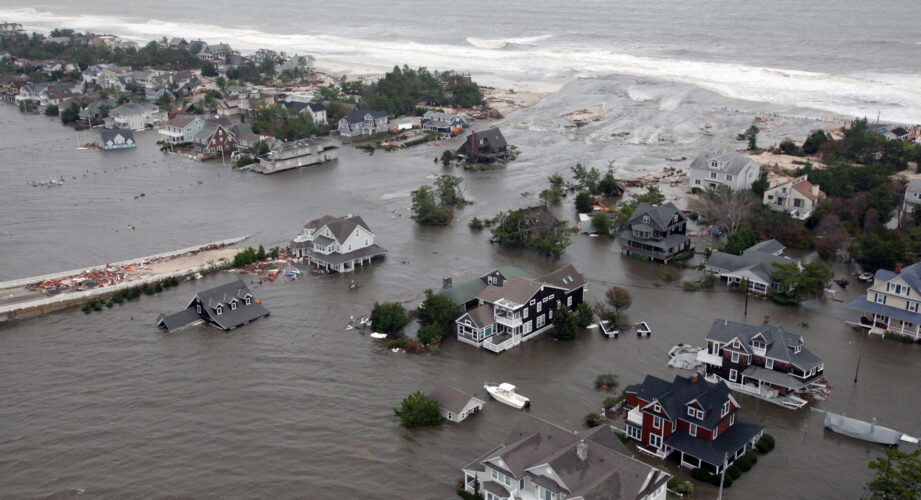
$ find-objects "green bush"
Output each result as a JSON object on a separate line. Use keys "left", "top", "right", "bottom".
{"left": 744, "top": 452, "right": 758, "bottom": 465}
{"left": 681, "top": 280, "right": 700, "bottom": 291}
{"left": 371, "top": 302, "right": 408, "bottom": 334}
{"left": 727, "top": 465, "right": 742, "bottom": 480}
{"left": 691, "top": 468, "right": 711, "bottom": 482}
{"left": 595, "top": 373, "right": 619, "bottom": 390}
{"left": 393, "top": 391, "right": 443, "bottom": 428}
{"left": 756, "top": 433, "right": 776, "bottom": 453}
{"left": 417, "top": 324, "right": 443, "bottom": 346}
{"left": 575, "top": 302, "right": 594, "bottom": 328}
{"left": 583, "top": 412, "right": 608, "bottom": 428}
{"left": 468, "top": 217, "right": 484, "bottom": 230}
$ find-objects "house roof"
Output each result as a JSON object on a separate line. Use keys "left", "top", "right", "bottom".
{"left": 792, "top": 179, "right": 825, "bottom": 200}
{"left": 469, "top": 415, "right": 670, "bottom": 500}
{"left": 478, "top": 277, "right": 542, "bottom": 307}
{"left": 342, "top": 108, "right": 388, "bottom": 124}
{"left": 441, "top": 264, "right": 531, "bottom": 306}
{"left": 194, "top": 279, "right": 270, "bottom": 330}
{"left": 848, "top": 296, "right": 921, "bottom": 325}
{"left": 705, "top": 319, "right": 823, "bottom": 371}
{"left": 461, "top": 304, "right": 495, "bottom": 328}
{"left": 156, "top": 308, "right": 201, "bottom": 332}
{"left": 167, "top": 114, "right": 200, "bottom": 128}
{"left": 460, "top": 128, "right": 507, "bottom": 153}
{"left": 690, "top": 151, "right": 759, "bottom": 175}
{"left": 100, "top": 128, "right": 134, "bottom": 144}
{"left": 706, "top": 240, "right": 796, "bottom": 285}
{"left": 628, "top": 202, "right": 682, "bottom": 228}
{"left": 747, "top": 239, "right": 785, "bottom": 255}
{"left": 537, "top": 265, "right": 585, "bottom": 292}
{"left": 628, "top": 374, "right": 734, "bottom": 428}
{"left": 428, "top": 384, "right": 481, "bottom": 414}
{"left": 112, "top": 102, "right": 158, "bottom": 117}
{"left": 874, "top": 262, "right": 921, "bottom": 292}
{"left": 665, "top": 420, "right": 763, "bottom": 466}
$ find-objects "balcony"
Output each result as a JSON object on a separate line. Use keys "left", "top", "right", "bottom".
{"left": 696, "top": 350, "right": 723, "bottom": 367}
{"left": 495, "top": 314, "right": 522, "bottom": 328}
{"left": 627, "top": 406, "right": 644, "bottom": 425}
{"left": 484, "top": 333, "right": 516, "bottom": 353}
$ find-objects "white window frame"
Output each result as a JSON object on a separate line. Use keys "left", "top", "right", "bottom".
{"left": 536, "top": 315, "right": 545, "bottom": 329}
{"left": 649, "top": 433, "right": 662, "bottom": 449}
{"left": 627, "top": 425, "right": 642, "bottom": 440}
{"left": 731, "top": 352, "right": 739, "bottom": 363}
{"left": 765, "top": 358, "right": 774, "bottom": 370}
{"left": 722, "top": 401, "right": 730, "bottom": 417}
{"left": 536, "top": 302, "right": 542, "bottom": 313}
{"left": 522, "top": 308, "right": 528, "bottom": 319}
{"left": 696, "top": 409, "right": 704, "bottom": 420}
{"left": 567, "top": 295, "right": 573, "bottom": 306}
{"left": 689, "top": 423, "right": 697, "bottom": 437}
{"left": 729, "top": 369, "right": 738, "bottom": 382}
{"left": 731, "top": 413, "right": 736, "bottom": 426}
{"left": 909, "top": 301, "right": 918, "bottom": 312}
{"left": 522, "top": 321, "right": 532, "bottom": 335}
{"left": 215, "top": 305, "right": 223, "bottom": 315}
{"left": 653, "top": 415, "right": 662, "bottom": 429}
{"left": 687, "top": 407, "right": 695, "bottom": 418}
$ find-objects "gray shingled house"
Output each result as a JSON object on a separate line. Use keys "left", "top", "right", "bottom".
{"left": 337, "top": 108, "right": 389, "bottom": 139}
{"left": 427, "top": 384, "right": 485, "bottom": 423}
{"left": 618, "top": 202, "right": 691, "bottom": 263}
{"left": 688, "top": 151, "right": 761, "bottom": 192}
{"left": 289, "top": 215, "right": 386, "bottom": 272}
{"left": 456, "top": 128, "right": 509, "bottom": 164}
{"left": 705, "top": 239, "right": 798, "bottom": 295}
{"left": 698, "top": 318, "right": 824, "bottom": 408}
{"left": 461, "top": 414, "right": 671, "bottom": 500}
{"left": 156, "top": 279, "right": 269, "bottom": 332}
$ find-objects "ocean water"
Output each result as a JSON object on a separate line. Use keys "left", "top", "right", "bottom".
{"left": 0, "top": 0, "right": 920, "bottom": 122}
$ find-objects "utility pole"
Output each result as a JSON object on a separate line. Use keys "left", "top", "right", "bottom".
{"left": 717, "top": 452, "right": 728, "bottom": 500}
{"left": 744, "top": 289, "right": 749, "bottom": 317}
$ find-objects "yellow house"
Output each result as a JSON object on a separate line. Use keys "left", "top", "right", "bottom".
{"left": 848, "top": 263, "right": 921, "bottom": 339}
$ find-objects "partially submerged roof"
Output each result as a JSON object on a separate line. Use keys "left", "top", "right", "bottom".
{"left": 537, "top": 264, "right": 585, "bottom": 292}
{"left": 428, "top": 384, "right": 481, "bottom": 414}
{"left": 478, "top": 277, "right": 542, "bottom": 307}
{"left": 705, "top": 319, "right": 823, "bottom": 371}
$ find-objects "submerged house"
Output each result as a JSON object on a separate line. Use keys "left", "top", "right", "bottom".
{"left": 156, "top": 279, "right": 270, "bottom": 332}
{"left": 440, "top": 264, "right": 531, "bottom": 312}
{"left": 847, "top": 262, "right": 921, "bottom": 339}
{"left": 421, "top": 110, "right": 466, "bottom": 133}
{"left": 193, "top": 120, "right": 236, "bottom": 158}
{"left": 618, "top": 202, "right": 691, "bottom": 263}
{"left": 428, "top": 384, "right": 485, "bottom": 423}
{"left": 99, "top": 129, "right": 136, "bottom": 151}
{"left": 624, "top": 374, "right": 764, "bottom": 474}
{"left": 337, "top": 108, "right": 389, "bottom": 138}
{"left": 159, "top": 114, "right": 206, "bottom": 144}
{"left": 256, "top": 137, "right": 338, "bottom": 174}
{"left": 289, "top": 215, "right": 387, "bottom": 272}
{"left": 697, "top": 318, "right": 825, "bottom": 409}
{"left": 452, "top": 264, "right": 586, "bottom": 353}
{"left": 456, "top": 128, "right": 509, "bottom": 164}
{"left": 462, "top": 414, "right": 671, "bottom": 500}
{"left": 705, "top": 239, "right": 798, "bottom": 295}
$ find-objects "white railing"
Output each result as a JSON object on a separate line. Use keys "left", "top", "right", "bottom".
{"left": 696, "top": 351, "right": 723, "bottom": 367}
{"left": 484, "top": 337, "right": 515, "bottom": 353}
{"left": 627, "top": 407, "right": 644, "bottom": 425}
{"left": 495, "top": 315, "right": 522, "bottom": 328}
{"left": 0, "top": 235, "right": 248, "bottom": 290}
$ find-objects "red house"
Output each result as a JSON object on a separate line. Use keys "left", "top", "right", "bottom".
{"left": 624, "top": 374, "right": 763, "bottom": 474}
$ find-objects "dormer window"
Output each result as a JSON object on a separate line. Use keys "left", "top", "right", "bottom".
{"left": 687, "top": 407, "right": 695, "bottom": 417}
{"left": 216, "top": 305, "right": 223, "bottom": 315}
{"left": 794, "top": 345, "right": 801, "bottom": 354}
{"left": 230, "top": 301, "right": 237, "bottom": 310}
{"left": 709, "top": 159, "right": 719, "bottom": 169}
{"left": 733, "top": 339, "right": 740, "bottom": 349}
{"left": 245, "top": 296, "right": 251, "bottom": 305}
{"left": 654, "top": 403, "right": 660, "bottom": 412}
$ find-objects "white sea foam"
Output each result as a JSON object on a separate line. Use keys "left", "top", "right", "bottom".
{"left": 3, "top": 7, "right": 919, "bottom": 123}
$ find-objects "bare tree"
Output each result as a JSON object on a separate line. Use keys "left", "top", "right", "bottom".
{"left": 691, "top": 185, "right": 757, "bottom": 235}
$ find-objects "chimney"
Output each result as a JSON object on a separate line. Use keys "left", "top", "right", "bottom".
{"left": 691, "top": 373, "right": 699, "bottom": 384}
{"left": 442, "top": 276, "right": 453, "bottom": 289}
{"left": 576, "top": 440, "right": 588, "bottom": 462}
{"left": 812, "top": 184, "right": 820, "bottom": 197}
{"left": 764, "top": 314, "right": 770, "bottom": 324}
{"left": 896, "top": 263, "right": 903, "bottom": 274}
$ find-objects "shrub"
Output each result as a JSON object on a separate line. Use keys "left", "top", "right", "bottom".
{"left": 756, "top": 433, "right": 776, "bottom": 453}
{"left": 584, "top": 412, "right": 608, "bottom": 428}
{"left": 736, "top": 454, "right": 753, "bottom": 472}
{"left": 614, "top": 430, "right": 629, "bottom": 443}
{"left": 691, "top": 468, "right": 712, "bottom": 482}
{"left": 602, "top": 395, "right": 620, "bottom": 411}
{"left": 550, "top": 305, "right": 579, "bottom": 340}
{"left": 371, "top": 302, "right": 408, "bottom": 334}
{"left": 727, "top": 465, "right": 742, "bottom": 480}
{"left": 661, "top": 272, "right": 673, "bottom": 282}
{"left": 386, "top": 338, "right": 408, "bottom": 349}
{"left": 744, "top": 452, "right": 758, "bottom": 466}
{"left": 417, "top": 324, "right": 443, "bottom": 345}
{"left": 468, "top": 217, "right": 484, "bottom": 230}
{"left": 106, "top": 300, "right": 113, "bottom": 308}
{"left": 404, "top": 340, "right": 426, "bottom": 354}
{"left": 595, "top": 373, "right": 619, "bottom": 390}
{"left": 681, "top": 280, "right": 700, "bottom": 291}
{"left": 575, "top": 302, "right": 594, "bottom": 328}
{"left": 393, "top": 391, "right": 443, "bottom": 428}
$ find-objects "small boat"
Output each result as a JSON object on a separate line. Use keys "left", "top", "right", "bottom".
{"left": 484, "top": 382, "right": 530, "bottom": 409}
{"left": 823, "top": 411, "right": 919, "bottom": 445}
{"left": 370, "top": 332, "right": 388, "bottom": 339}
{"left": 858, "top": 272, "right": 874, "bottom": 283}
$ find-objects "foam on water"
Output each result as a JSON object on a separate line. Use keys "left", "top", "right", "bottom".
{"left": 2, "top": 7, "right": 919, "bottom": 122}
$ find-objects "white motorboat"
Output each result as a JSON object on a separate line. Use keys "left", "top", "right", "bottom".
{"left": 484, "top": 382, "right": 530, "bottom": 409}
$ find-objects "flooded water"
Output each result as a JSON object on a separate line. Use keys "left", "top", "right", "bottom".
{"left": 1, "top": 81, "right": 920, "bottom": 499}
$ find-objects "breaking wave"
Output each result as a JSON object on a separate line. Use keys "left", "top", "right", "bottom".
{"left": 2, "top": 7, "right": 919, "bottom": 122}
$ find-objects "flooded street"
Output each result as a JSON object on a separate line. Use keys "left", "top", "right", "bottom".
{"left": 1, "top": 79, "right": 920, "bottom": 499}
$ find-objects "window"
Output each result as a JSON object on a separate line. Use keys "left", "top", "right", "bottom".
{"left": 733, "top": 339, "right": 740, "bottom": 348}
{"left": 548, "top": 309, "right": 553, "bottom": 320}
{"left": 731, "top": 352, "right": 739, "bottom": 363}
{"left": 643, "top": 215, "right": 650, "bottom": 223}
{"left": 766, "top": 358, "right": 774, "bottom": 369}
{"left": 687, "top": 407, "right": 695, "bottom": 418}
{"left": 523, "top": 308, "right": 528, "bottom": 319}
{"left": 653, "top": 416, "right": 662, "bottom": 429}
{"left": 696, "top": 409, "right": 704, "bottom": 420}
{"left": 909, "top": 302, "right": 918, "bottom": 312}
{"left": 627, "top": 425, "right": 641, "bottom": 440}
{"left": 729, "top": 369, "right": 738, "bottom": 382}
{"left": 695, "top": 179, "right": 701, "bottom": 185}
{"left": 216, "top": 305, "right": 223, "bottom": 315}
{"left": 731, "top": 413, "right": 736, "bottom": 425}
{"left": 710, "top": 159, "right": 719, "bottom": 168}
{"left": 536, "top": 315, "right": 545, "bottom": 328}
{"left": 567, "top": 296, "right": 572, "bottom": 307}
{"left": 876, "top": 293, "right": 886, "bottom": 304}
{"left": 543, "top": 296, "right": 549, "bottom": 303}
{"left": 726, "top": 175, "right": 733, "bottom": 181}
{"left": 230, "top": 301, "right": 237, "bottom": 310}
{"left": 536, "top": 302, "right": 542, "bottom": 313}
{"left": 649, "top": 433, "right": 662, "bottom": 449}
{"left": 722, "top": 401, "right": 730, "bottom": 417}
{"left": 522, "top": 321, "right": 532, "bottom": 335}
{"left": 713, "top": 426, "right": 719, "bottom": 439}
{"left": 710, "top": 172, "right": 718, "bottom": 179}
{"left": 689, "top": 423, "right": 697, "bottom": 437}
{"left": 539, "top": 486, "right": 553, "bottom": 500}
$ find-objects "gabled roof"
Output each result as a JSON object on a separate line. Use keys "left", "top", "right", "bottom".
{"left": 537, "top": 264, "right": 585, "bottom": 292}
{"left": 628, "top": 202, "right": 682, "bottom": 228}
{"left": 478, "top": 277, "right": 543, "bottom": 307}
{"left": 341, "top": 108, "right": 388, "bottom": 124}
{"left": 467, "top": 415, "right": 670, "bottom": 500}
{"left": 428, "top": 384, "right": 481, "bottom": 414}
{"left": 326, "top": 215, "right": 370, "bottom": 244}
{"left": 167, "top": 114, "right": 201, "bottom": 128}
{"left": 706, "top": 239, "right": 796, "bottom": 284}
{"left": 705, "top": 319, "right": 823, "bottom": 371}
{"left": 460, "top": 304, "right": 494, "bottom": 329}
{"left": 873, "top": 262, "right": 921, "bottom": 293}
{"left": 440, "top": 264, "right": 530, "bottom": 306}
{"left": 629, "top": 374, "right": 734, "bottom": 428}
{"left": 690, "top": 151, "right": 759, "bottom": 175}
{"left": 156, "top": 308, "right": 201, "bottom": 333}
{"left": 100, "top": 128, "right": 134, "bottom": 144}
{"left": 193, "top": 279, "right": 270, "bottom": 330}
{"left": 792, "top": 179, "right": 825, "bottom": 200}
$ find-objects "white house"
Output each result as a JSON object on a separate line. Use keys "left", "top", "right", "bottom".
{"left": 256, "top": 137, "right": 338, "bottom": 174}
{"left": 462, "top": 415, "right": 671, "bottom": 500}
{"left": 763, "top": 175, "right": 825, "bottom": 219}
{"left": 689, "top": 151, "right": 761, "bottom": 191}
{"left": 422, "top": 110, "right": 466, "bottom": 133}
{"left": 105, "top": 102, "right": 165, "bottom": 130}
{"left": 901, "top": 179, "right": 921, "bottom": 225}
{"left": 427, "top": 384, "right": 484, "bottom": 423}
{"left": 289, "top": 215, "right": 387, "bottom": 272}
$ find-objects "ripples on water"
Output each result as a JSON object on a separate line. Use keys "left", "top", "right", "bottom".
{"left": 1, "top": 80, "right": 920, "bottom": 498}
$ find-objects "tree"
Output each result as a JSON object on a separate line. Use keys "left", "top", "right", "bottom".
{"left": 597, "top": 166, "right": 621, "bottom": 197}
{"left": 605, "top": 286, "right": 632, "bottom": 312}
{"left": 853, "top": 230, "right": 909, "bottom": 272}
{"left": 575, "top": 302, "right": 594, "bottom": 328}
{"left": 571, "top": 163, "right": 601, "bottom": 193}
{"left": 737, "top": 124, "right": 760, "bottom": 150}
{"left": 416, "top": 289, "right": 460, "bottom": 337}
{"left": 370, "top": 302, "right": 408, "bottom": 334}
{"left": 551, "top": 305, "right": 578, "bottom": 340}
{"left": 417, "top": 325, "right": 443, "bottom": 345}
{"left": 411, "top": 185, "right": 453, "bottom": 225}
{"left": 751, "top": 171, "right": 769, "bottom": 198}
{"left": 591, "top": 211, "right": 612, "bottom": 235}
{"left": 490, "top": 208, "right": 572, "bottom": 256}
{"left": 393, "top": 391, "right": 443, "bottom": 428}
{"left": 575, "top": 191, "right": 594, "bottom": 213}
{"left": 457, "top": 477, "right": 485, "bottom": 500}
{"left": 866, "top": 449, "right": 921, "bottom": 499}
{"left": 155, "top": 91, "right": 173, "bottom": 111}
{"left": 216, "top": 76, "right": 226, "bottom": 90}
{"left": 814, "top": 213, "right": 850, "bottom": 260}
{"left": 692, "top": 185, "right": 757, "bottom": 235}
{"left": 44, "top": 104, "right": 59, "bottom": 116}
{"left": 770, "top": 261, "right": 833, "bottom": 304}
{"left": 723, "top": 225, "right": 757, "bottom": 255}
{"left": 867, "top": 185, "right": 895, "bottom": 225}
{"left": 256, "top": 244, "right": 266, "bottom": 260}
{"left": 802, "top": 130, "right": 828, "bottom": 155}
{"left": 584, "top": 412, "right": 608, "bottom": 428}
{"left": 541, "top": 172, "right": 565, "bottom": 204}
{"left": 201, "top": 61, "right": 217, "bottom": 77}
{"left": 595, "top": 373, "right": 619, "bottom": 390}
{"left": 440, "top": 149, "right": 456, "bottom": 167}
{"left": 60, "top": 101, "right": 80, "bottom": 124}
{"left": 778, "top": 139, "right": 799, "bottom": 156}
{"left": 434, "top": 174, "right": 466, "bottom": 208}
{"left": 252, "top": 140, "right": 269, "bottom": 156}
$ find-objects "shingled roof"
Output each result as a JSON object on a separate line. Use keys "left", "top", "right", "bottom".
{"left": 706, "top": 319, "right": 823, "bottom": 371}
